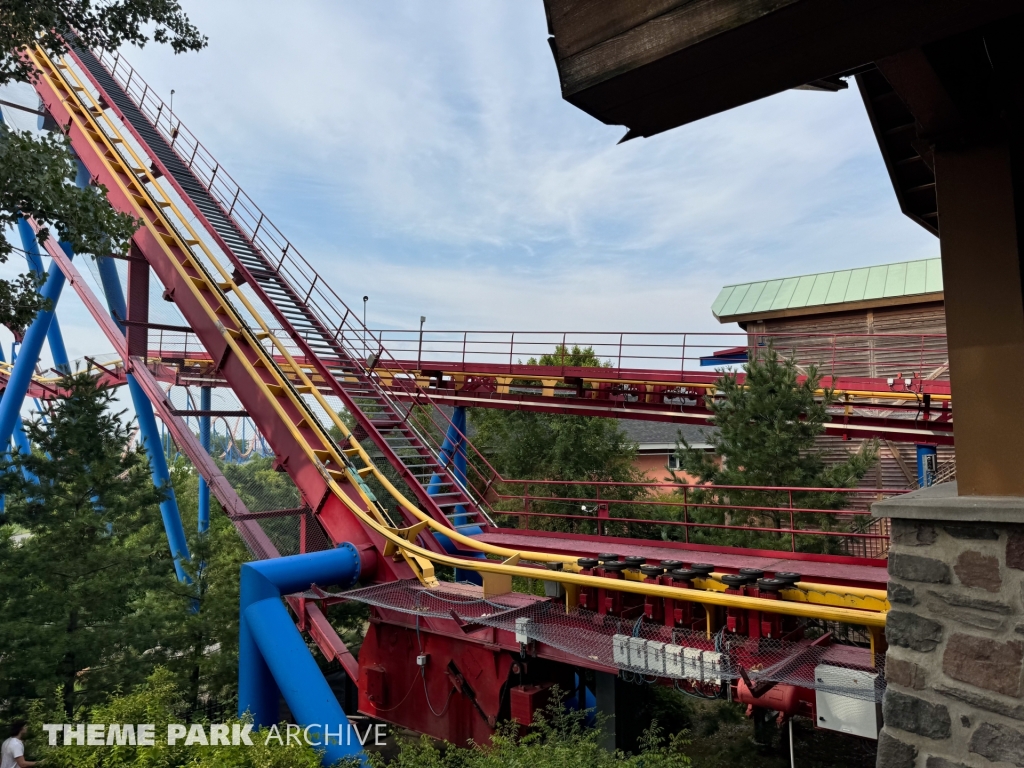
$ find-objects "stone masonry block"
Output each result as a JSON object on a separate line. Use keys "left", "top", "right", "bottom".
{"left": 954, "top": 551, "right": 1002, "bottom": 593}
{"left": 887, "top": 610, "right": 944, "bottom": 652}
{"left": 925, "top": 757, "right": 971, "bottom": 768}
{"left": 1007, "top": 528, "right": 1024, "bottom": 571}
{"left": 891, "top": 553, "right": 952, "bottom": 584}
{"left": 887, "top": 657, "right": 928, "bottom": 689}
{"left": 969, "top": 722, "right": 1024, "bottom": 765}
{"left": 943, "top": 525, "right": 999, "bottom": 540}
{"left": 890, "top": 582, "right": 918, "bottom": 606}
{"left": 937, "top": 684, "right": 1024, "bottom": 722}
{"left": 892, "top": 519, "right": 938, "bottom": 547}
{"left": 877, "top": 729, "right": 917, "bottom": 768}
{"left": 884, "top": 689, "right": 952, "bottom": 740}
{"left": 943, "top": 634, "right": 1024, "bottom": 697}
{"left": 926, "top": 590, "right": 1012, "bottom": 614}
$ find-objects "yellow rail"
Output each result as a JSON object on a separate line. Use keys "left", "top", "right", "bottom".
{"left": 33, "top": 45, "right": 888, "bottom": 630}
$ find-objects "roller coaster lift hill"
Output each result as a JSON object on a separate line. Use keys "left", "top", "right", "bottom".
{"left": 1, "top": 33, "right": 941, "bottom": 763}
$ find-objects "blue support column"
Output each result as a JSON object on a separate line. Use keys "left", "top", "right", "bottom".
{"left": 16, "top": 219, "right": 69, "bottom": 372}
{"left": 239, "top": 544, "right": 364, "bottom": 765}
{"left": 95, "top": 254, "right": 190, "bottom": 580}
{"left": 0, "top": 158, "right": 89, "bottom": 453}
{"left": 428, "top": 407, "right": 484, "bottom": 583}
{"left": 916, "top": 444, "right": 938, "bottom": 488}
{"left": 0, "top": 243, "right": 74, "bottom": 454}
{"left": 0, "top": 345, "right": 37, "bottom": 492}
{"left": 198, "top": 386, "right": 211, "bottom": 533}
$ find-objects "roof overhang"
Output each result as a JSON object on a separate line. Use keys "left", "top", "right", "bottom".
{"left": 543, "top": 0, "right": 1024, "bottom": 139}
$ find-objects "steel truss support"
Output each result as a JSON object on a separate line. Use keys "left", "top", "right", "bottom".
{"left": 95, "top": 250, "right": 190, "bottom": 580}
{"left": 198, "top": 386, "right": 211, "bottom": 533}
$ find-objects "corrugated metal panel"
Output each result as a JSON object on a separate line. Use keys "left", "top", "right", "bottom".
{"left": 925, "top": 260, "right": 943, "bottom": 293}
{"left": 845, "top": 268, "right": 870, "bottom": 302}
{"left": 753, "top": 279, "right": 783, "bottom": 313}
{"left": 720, "top": 284, "right": 750, "bottom": 316}
{"left": 734, "top": 282, "right": 767, "bottom": 315}
{"left": 905, "top": 260, "right": 928, "bottom": 295}
{"left": 711, "top": 286, "right": 735, "bottom": 316}
{"left": 883, "top": 262, "right": 908, "bottom": 298}
{"left": 864, "top": 265, "right": 888, "bottom": 300}
{"left": 791, "top": 275, "right": 817, "bottom": 307}
{"left": 713, "top": 258, "right": 943, "bottom": 321}
{"left": 825, "top": 270, "right": 852, "bottom": 304}
{"left": 771, "top": 277, "right": 800, "bottom": 310}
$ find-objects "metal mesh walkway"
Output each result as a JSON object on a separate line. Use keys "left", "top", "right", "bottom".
{"left": 322, "top": 580, "right": 885, "bottom": 702}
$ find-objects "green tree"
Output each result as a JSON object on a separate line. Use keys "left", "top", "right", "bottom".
{"left": 28, "top": 667, "right": 334, "bottom": 768}
{"left": 369, "top": 692, "right": 690, "bottom": 768}
{"left": 0, "top": 1, "right": 205, "bottom": 332}
{"left": 137, "top": 458, "right": 250, "bottom": 715}
{"left": 470, "top": 345, "right": 644, "bottom": 534}
{"left": 528, "top": 344, "right": 611, "bottom": 367}
{"left": 674, "top": 348, "right": 877, "bottom": 552}
{"left": 0, "top": 374, "right": 173, "bottom": 718}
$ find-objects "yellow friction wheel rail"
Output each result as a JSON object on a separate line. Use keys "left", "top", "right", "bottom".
{"left": 34, "top": 45, "right": 888, "bottom": 630}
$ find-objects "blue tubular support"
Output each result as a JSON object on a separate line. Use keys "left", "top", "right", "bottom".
{"left": 427, "top": 407, "right": 484, "bottom": 583}
{"left": 16, "top": 218, "right": 70, "bottom": 372}
{"left": 0, "top": 242, "right": 74, "bottom": 453}
{"left": 198, "top": 386, "right": 211, "bottom": 533}
{"left": 0, "top": 345, "right": 36, "bottom": 489}
{"left": 95, "top": 253, "right": 190, "bottom": 580}
{"left": 239, "top": 544, "right": 364, "bottom": 765}
{"left": 0, "top": 158, "right": 90, "bottom": 454}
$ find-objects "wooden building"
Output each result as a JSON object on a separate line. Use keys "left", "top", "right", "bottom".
{"left": 712, "top": 258, "right": 952, "bottom": 491}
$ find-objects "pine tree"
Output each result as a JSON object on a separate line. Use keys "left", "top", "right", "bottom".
{"left": 135, "top": 458, "right": 250, "bottom": 716}
{"left": 674, "top": 348, "right": 877, "bottom": 552}
{"left": 0, "top": 374, "right": 173, "bottom": 718}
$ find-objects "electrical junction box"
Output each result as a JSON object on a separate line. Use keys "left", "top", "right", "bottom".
{"left": 646, "top": 641, "right": 666, "bottom": 675}
{"left": 612, "top": 634, "right": 631, "bottom": 666}
{"left": 515, "top": 617, "right": 531, "bottom": 645}
{"left": 665, "top": 645, "right": 684, "bottom": 677}
{"left": 703, "top": 651, "right": 723, "bottom": 681}
{"left": 814, "top": 665, "right": 881, "bottom": 740}
{"left": 682, "top": 648, "right": 723, "bottom": 682}
{"left": 629, "top": 637, "right": 648, "bottom": 669}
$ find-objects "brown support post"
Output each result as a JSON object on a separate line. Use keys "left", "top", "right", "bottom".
{"left": 126, "top": 242, "right": 150, "bottom": 359}
{"left": 935, "top": 141, "right": 1024, "bottom": 495}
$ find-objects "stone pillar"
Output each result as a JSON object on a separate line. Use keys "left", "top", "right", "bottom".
{"left": 875, "top": 483, "right": 1024, "bottom": 767}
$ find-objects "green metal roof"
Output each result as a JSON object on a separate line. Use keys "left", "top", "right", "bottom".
{"left": 712, "top": 258, "right": 943, "bottom": 322}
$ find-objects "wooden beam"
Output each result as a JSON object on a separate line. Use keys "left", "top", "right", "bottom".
{"left": 545, "top": 0, "right": 1024, "bottom": 137}
{"left": 936, "top": 141, "right": 1024, "bottom": 495}
{"left": 884, "top": 440, "right": 916, "bottom": 486}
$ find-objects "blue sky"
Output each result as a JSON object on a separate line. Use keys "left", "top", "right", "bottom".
{"left": 2, "top": 0, "right": 937, "bottom": 364}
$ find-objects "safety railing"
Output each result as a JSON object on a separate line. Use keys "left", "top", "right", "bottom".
{"left": 488, "top": 479, "right": 902, "bottom": 557}
{"left": 365, "top": 329, "right": 950, "bottom": 383}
